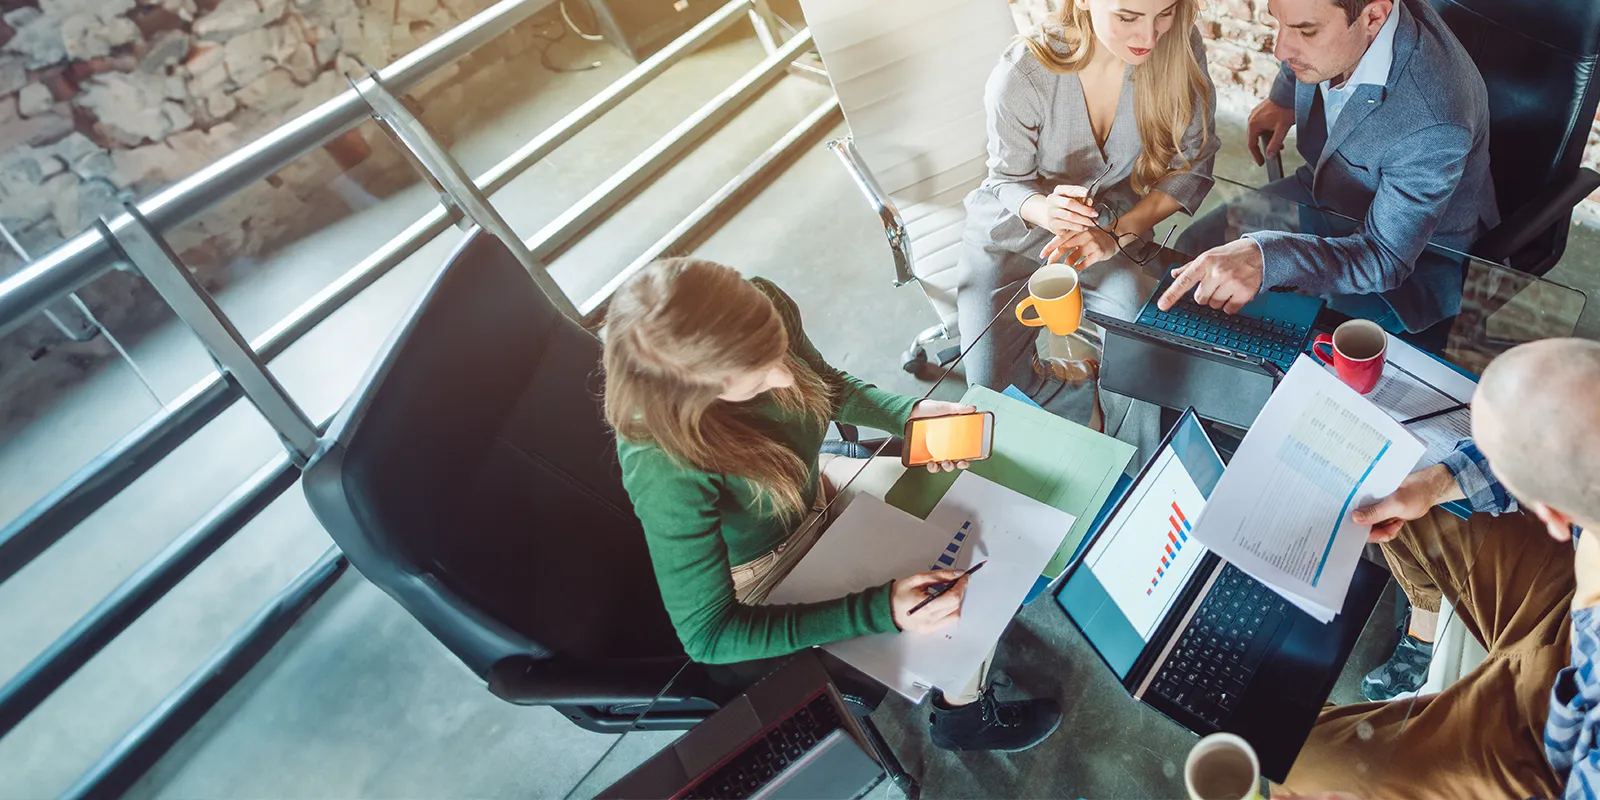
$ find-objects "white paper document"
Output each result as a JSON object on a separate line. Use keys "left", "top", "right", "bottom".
{"left": 1190, "top": 356, "right": 1425, "bottom": 622}
{"left": 1316, "top": 336, "right": 1476, "bottom": 465}
{"left": 765, "top": 473, "right": 1075, "bottom": 701}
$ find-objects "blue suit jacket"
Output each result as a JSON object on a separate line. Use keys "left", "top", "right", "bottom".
{"left": 1253, "top": 0, "right": 1498, "bottom": 332}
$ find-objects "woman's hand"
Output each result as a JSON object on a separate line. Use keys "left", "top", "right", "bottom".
{"left": 909, "top": 400, "right": 977, "bottom": 473}
{"left": 890, "top": 570, "right": 970, "bottom": 633}
{"left": 1040, "top": 227, "right": 1118, "bottom": 269}
{"left": 1021, "top": 186, "right": 1099, "bottom": 236}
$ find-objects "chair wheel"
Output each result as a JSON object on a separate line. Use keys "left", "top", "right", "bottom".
{"left": 901, "top": 346, "right": 929, "bottom": 374}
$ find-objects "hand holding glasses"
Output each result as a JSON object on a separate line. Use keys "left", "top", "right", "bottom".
{"left": 1038, "top": 162, "right": 1176, "bottom": 269}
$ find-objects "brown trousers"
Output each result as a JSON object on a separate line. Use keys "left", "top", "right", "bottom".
{"left": 1283, "top": 508, "right": 1574, "bottom": 799}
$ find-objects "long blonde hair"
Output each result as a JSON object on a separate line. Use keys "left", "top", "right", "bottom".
{"left": 603, "top": 259, "right": 833, "bottom": 517}
{"left": 1022, "top": 0, "right": 1209, "bottom": 195}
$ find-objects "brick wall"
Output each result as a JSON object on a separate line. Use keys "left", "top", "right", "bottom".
{"left": 0, "top": 0, "right": 570, "bottom": 430}
{"left": 1011, "top": 0, "right": 1600, "bottom": 220}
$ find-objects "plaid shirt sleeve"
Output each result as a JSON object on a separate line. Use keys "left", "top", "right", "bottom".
{"left": 1438, "top": 438, "right": 1519, "bottom": 515}
{"left": 1548, "top": 606, "right": 1600, "bottom": 799}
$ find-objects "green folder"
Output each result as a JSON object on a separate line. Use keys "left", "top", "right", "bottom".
{"left": 884, "top": 385, "right": 1136, "bottom": 580}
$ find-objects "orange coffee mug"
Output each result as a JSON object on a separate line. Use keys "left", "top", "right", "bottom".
{"left": 1015, "top": 264, "right": 1083, "bottom": 337}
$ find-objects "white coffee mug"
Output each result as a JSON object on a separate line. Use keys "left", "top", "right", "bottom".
{"left": 1185, "top": 733, "right": 1266, "bottom": 800}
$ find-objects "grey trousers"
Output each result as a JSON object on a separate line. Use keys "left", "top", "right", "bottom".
{"left": 955, "top": 247, "right": 1165, "bottom": 467}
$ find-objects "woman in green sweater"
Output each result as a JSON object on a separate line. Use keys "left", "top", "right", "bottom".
{"left": 603, "top": 258, "right": 1061, "bottom": 752}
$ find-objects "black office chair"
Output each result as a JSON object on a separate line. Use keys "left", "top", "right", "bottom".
{"left": 1432, "top": 0, "right": 1600, "bottom": 277}
{"left": 301, "top": 229, "right": 722, "bottom": 733}
{"left": 1258, "top": 1, "right": 1600, "bottom": 277}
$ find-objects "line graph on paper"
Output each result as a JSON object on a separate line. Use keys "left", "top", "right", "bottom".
{"left": 1232, "top": 392, "right": 1391, "bottom": 585}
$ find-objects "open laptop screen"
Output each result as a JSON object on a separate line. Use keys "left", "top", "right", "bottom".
{"left": 1059, "top": 412, "right": 1225, "bottom": 677}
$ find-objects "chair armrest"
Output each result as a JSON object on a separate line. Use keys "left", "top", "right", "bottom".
{"left": 826, "top": 136, "right": 915, "bottom": 286}
{"left": 487, "top": 655, "right": 697, "bottom": 706}
{"left": 1256, "top": 131, "right": 1284, "bottom": 183}
{"left": 1472, "top": 167, "right": 1600, "bottom": 264}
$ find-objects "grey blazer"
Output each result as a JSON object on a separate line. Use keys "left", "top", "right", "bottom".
{"left": 1253, "top": 0, "right": 1498, "bottom": 332}
{"left": 959, "top": 28, "right": 1220, "bottom": 286}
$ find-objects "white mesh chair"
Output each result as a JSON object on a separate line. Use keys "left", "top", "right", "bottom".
{"left": 800, "top": 0, "right": 1020, "bottom": 373}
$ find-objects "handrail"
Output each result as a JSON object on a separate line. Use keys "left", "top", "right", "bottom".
{"left": 61, "top": 546, "right": 347, "bottom": 800}
{"left": 0, "top": 0, "right": 754, "bottom": 588}
{"left": 0, "top": 0, "right": 555, "bottom": 341}
{"left": 0, "top": 453, "right": 301, "bottom": 737}
{"left": 0, "top": 2, "right": 814, "bottom": 792}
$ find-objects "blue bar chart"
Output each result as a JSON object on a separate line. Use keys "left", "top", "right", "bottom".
{"left": 929, "top": 520, "right": 972, "bottom": 570}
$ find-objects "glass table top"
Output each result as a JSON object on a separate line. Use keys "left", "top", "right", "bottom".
{"left": 560, "top": 175, "right": 1589, "bottom": 799}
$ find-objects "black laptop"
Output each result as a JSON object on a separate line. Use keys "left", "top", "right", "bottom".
{"left": 599, "top": 650, "right": 886, "bottom": 800}
{"left": 1055, "top": 409, "right": 1385, "bottom": 781}
{"left": 1094, "top": 272, "right": 1324, "bottom": 428}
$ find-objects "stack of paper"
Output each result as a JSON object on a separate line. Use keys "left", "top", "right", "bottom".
{"left": 766, "top": 473, "right": 1076, "bottom": 701}
{"left": 1188, "top": 356, "right": 1425, "bottom": 621}
{"left": 884, "top": 385, "right": 1134, "bottom": 581}
{"left": 1317, "top": 335, "right": 1476, "bottom": 465}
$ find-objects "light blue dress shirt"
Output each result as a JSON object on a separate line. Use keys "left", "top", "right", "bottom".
{"left": 1319, "top": 8, "right": 1400, "bottom": 140}
{"left": 1242, "top": 9, "right": 1403, "bottom": 269}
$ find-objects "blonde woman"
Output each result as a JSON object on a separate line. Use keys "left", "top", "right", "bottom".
{"left": 956, "top": 0, "right": 1219, "bottom": 431}
{"left": 605, "top": 258, "right": 1061, "bottom": 752}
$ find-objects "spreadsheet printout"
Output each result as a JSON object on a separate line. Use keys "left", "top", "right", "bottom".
{"left": 1189, "top": 356, "right": 1424, "bottom": 621}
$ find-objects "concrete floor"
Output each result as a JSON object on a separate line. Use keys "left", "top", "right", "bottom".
{"left": 3, "top": 7, "right": 1600, "bottom": 798}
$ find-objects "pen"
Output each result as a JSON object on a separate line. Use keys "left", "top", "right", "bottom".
{"left": 907, "top": 561, "right": 987, "bottom": 616}
{"left": 1400, "top": 403, "right": 1469, "bottom": 426}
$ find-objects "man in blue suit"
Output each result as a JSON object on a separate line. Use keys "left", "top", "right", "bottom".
{"left": 1164, "top": 0, "right": 1498, "bottom": 333}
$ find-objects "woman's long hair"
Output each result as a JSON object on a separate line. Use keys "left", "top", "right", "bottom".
{"left": 603, "top": 258, "right": 833, "bottom": 517}
{"left": 1021, "top": 0, "right": 1209, "bottom": 195}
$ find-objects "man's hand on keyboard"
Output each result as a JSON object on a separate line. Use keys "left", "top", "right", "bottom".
{"left": 1158, "top": 239, "right": 1264, "bottom": 314}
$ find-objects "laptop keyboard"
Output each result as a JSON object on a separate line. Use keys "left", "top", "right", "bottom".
{"left": 1147, "top": 564, "right": 1290, "bottom": 729}
{"left": 1138, "top": 301, "right": 1308, "bottom": 371}
{"left": 683, "top": 693, "right": 844, "bottom": 799}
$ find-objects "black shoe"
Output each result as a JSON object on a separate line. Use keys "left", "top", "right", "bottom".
{"left": 927, "top": 685, "right": 1062, "bottom": 752}
{"left": 1361, "top": 631, "right": 1434, "bottom": 701}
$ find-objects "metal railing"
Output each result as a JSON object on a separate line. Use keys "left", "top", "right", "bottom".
{"left": 0, "top": 0, "right": 552, "bottom": 342}
{"left": 0, "top": 0, "right": 832, "bottom": 794}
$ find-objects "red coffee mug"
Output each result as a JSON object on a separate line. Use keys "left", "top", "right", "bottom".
{"left": 1311, "top": 319, "right": 1387, "bottom": 394}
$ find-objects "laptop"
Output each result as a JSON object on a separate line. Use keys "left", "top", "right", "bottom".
{"left": 1055, "top": 409, "right": 1385, "bottom": 781}
{"left": 599, "top": 650, "right": 886, "bottom": 800}
{"left": 1135, "top": 271, "right": 1324, "bottom": 373}
{"left": 1093, "top": 276, "right": 1323, "bottom": 428}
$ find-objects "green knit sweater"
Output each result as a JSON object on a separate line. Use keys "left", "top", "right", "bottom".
{"left": 616, "top": 279, "right": 919, "bottom": 665}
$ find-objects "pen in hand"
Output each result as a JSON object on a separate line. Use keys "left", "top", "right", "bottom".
{"left": 907, "top": 561, "right": 986, "bottom": 617}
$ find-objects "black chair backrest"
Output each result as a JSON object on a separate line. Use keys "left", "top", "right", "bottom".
{"left": 1429, "top": 0, "right": 1600, "bottom": 218}
{"left": 303, "top": 229, "right": 683, "bottom": 678}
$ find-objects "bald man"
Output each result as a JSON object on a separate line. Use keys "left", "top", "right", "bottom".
{"left": 1282, "top": 338, "right": 1600, "bottom": 799}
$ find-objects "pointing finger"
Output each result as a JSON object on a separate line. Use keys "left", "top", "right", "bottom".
{"left": 1158, "top": 263, "right": 1204, "bottom": 310}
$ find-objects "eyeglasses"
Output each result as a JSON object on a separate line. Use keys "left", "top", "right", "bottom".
{"left": 1065, "top": 162, "right": 1178, "bottom": 267}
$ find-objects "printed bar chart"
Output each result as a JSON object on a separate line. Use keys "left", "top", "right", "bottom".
{"left": 930, "top": 520, "right": 972, "bottom": 570}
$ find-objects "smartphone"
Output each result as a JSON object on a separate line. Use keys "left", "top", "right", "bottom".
{"left": 901, "top": 411, "right": 995, "bottom": 468}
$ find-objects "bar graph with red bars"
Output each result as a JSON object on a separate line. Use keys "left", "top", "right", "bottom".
{"left": 1147, "top": 502, "right": 1193, "bottom": 595}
